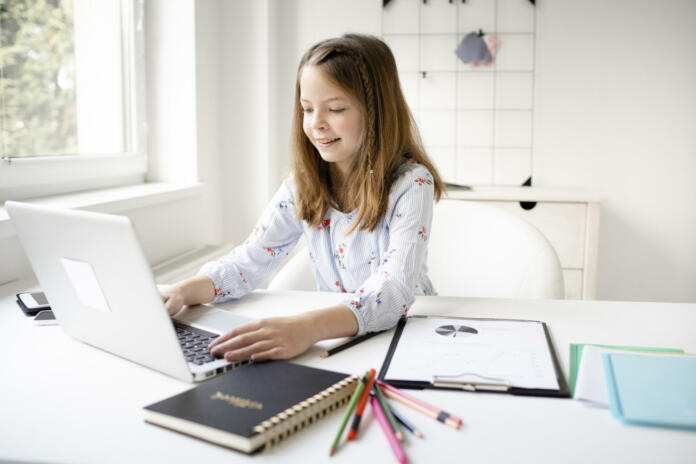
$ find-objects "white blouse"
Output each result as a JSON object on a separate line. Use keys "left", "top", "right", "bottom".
{"left": 199, "top": 160, "right": 436, "bottom": 335}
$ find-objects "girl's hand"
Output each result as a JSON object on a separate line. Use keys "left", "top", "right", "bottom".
{"left": 159, "top": 284, "right": 186, "bottom": 316}
{"left": 158, "top": 276, "right": 216, "bottom": 317}
{"left": 208, "top": 315, "right": 317, "bottom": 362}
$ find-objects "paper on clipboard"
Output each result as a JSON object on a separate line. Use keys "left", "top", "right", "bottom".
{"left": 385, "top": 316, "right": 560, "bottom": 390}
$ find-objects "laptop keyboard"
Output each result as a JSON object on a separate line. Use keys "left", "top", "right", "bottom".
{"left": 174, "top": 323, "right": 219, "bottom": 365}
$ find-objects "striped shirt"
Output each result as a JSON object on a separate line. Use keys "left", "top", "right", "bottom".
{"left": 199, "top": 161, "right": 436, "bottom": 335}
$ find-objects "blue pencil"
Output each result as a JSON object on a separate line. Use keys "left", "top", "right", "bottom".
{"left": 390, "top": 405, "right": 424, "bottom": 438}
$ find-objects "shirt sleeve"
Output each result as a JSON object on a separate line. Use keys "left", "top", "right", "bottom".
{"left": 341, "top": 166, "right": 435, "bottom": 335}
{"left": 198, "top": 176, "right": 304, "bottom": 302}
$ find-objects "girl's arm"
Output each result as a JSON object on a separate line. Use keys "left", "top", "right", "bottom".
{"left": 161, "top": 176, "right": 304, "bottom": 314}
{"left": 207, "top": 304, "right": 358, "bottom": 362}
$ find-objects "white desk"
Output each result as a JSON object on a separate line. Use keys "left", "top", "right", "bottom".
{"left": 1, "top": 282, "right": 695, "bottom": 463}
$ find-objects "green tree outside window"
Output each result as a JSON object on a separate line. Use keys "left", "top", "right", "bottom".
{"left": 1, "top": 0, "right": 77, "bottom": 158}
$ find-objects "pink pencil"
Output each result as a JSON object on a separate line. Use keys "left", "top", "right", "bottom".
{"left": 370, "top": 396, "right": 408, "bottom": 464}
{"left": 378, "top": 381, "right": 462, "bottom": 429}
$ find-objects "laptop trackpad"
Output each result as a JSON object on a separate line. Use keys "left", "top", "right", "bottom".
{"left": 173, "top": 306, "right": 251, "bottom": 335}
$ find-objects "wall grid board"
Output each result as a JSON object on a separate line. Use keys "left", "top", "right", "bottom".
{"left": 382, "top": 0, "right": 537, "bottom": 187}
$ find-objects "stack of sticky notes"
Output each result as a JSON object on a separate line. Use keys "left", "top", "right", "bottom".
{"left": 570, "top": 344, "right": 696, "bottom": 430}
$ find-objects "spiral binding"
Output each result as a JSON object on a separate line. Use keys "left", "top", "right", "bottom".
{"left": 252, "top": 374, "right": 360, "bottom": 451}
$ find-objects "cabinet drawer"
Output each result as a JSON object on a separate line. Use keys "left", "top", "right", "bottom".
{"left": 483, "top": 201, "right": 587, "bottom": 269}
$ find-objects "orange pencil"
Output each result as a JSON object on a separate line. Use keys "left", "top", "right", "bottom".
{"left": 347, "top": 368, "right": 376, "bottom": 440}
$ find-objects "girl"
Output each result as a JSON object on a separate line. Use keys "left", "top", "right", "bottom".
{"left": 162, "top": 34, "right": 444, "bottom": 363}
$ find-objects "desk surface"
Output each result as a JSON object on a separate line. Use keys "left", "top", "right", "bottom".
{"left": 2, "top": 282, "right": 695, "bottom": 464}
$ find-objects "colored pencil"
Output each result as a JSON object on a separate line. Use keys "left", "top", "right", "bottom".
{"left": 370, "top": 396, "right": 408, "bottom": 464}
{"left": 378, "top": 381, "right": 462, "bottom": 430}
{"left": 329, "top": 371, "right": 370, "bottom": 456}
{"left": 320, "top": 331, "right": 384, "bottom": 358}
{"left": 347, "top": 368, "right": 376, "bottom": 440}
{"left": 373, "top": 384, "right": 403, "bottom": 441}
{"left": 389, "top": 404, "right": 424, "bottom": 438}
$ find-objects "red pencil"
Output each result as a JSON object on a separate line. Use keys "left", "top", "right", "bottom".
{"left": 347, "top": 368, "right": 376, "bottom": 440}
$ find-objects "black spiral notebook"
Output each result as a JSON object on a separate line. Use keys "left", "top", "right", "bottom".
{"left": 379, "top": 315, "right": 569, "bottom": 398}
{"left": 144, "top": 361, "right": 358, "bottom": 453}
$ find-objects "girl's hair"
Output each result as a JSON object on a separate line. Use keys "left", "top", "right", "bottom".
{"left": 291, "top": 33, "right": 445, "bottom": 232}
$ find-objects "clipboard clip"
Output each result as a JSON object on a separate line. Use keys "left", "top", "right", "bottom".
{"left": 432, "top": 372, "right": 511, "bottom": 392}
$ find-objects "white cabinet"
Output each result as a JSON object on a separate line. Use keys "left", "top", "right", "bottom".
{"left": 443, "top": 186, "right": 603, "bottom": 300}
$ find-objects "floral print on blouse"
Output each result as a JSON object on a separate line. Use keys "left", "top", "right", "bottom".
{"left": 198, "top": 161, "right": 436, "bottom": 335}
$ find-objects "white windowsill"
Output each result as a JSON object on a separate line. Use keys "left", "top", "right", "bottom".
{"left": 0, "top": 182, "right": 207, "bottom": 240}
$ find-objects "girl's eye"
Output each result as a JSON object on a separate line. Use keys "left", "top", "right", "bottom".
{"left": 302, "top": 108, "right": 313, "bottom": 113}
{"left": 330, "top": 108, "right": 345, "bottom": 113}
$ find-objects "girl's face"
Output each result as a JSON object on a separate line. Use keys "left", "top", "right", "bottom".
{"left": 300, "top": 65, "right": 365, "bottom": 177}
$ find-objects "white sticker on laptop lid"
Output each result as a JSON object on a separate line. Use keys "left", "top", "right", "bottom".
{"left": 60, "top": 257, "right": 112, "bottom": 313}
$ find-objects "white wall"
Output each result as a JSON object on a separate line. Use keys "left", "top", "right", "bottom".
{"left": 534, "top": 0, "right": 696, "bottom": 302}
{"left": 216, "top": 0, "right": 273, "bottom": 244}
{"left": 194, "top": 0, "right": 224, "bottom": 247}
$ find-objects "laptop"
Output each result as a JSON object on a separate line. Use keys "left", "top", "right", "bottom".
{"left": 7, "top": 200, "right": 250, "bottom": 382}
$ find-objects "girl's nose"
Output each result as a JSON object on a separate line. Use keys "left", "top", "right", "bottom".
{"left": 311, "top": 111, "right": 327, "bottom": 131}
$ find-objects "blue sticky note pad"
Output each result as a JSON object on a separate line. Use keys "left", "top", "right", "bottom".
{"left": 603, "top": 353, "right": 696, "bottom": 430}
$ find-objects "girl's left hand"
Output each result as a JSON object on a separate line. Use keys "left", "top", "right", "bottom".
{"left": 208, "top": 315, "right": 316, "bottom": 362}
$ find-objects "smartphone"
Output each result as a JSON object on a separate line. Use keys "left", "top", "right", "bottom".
{"left": 17, "top": 292, "right": 51, "bottom": 316}
{"left": 33, "top": 310, "right": 58, "bottom": 326}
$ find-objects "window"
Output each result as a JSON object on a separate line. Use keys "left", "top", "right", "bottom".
{"left": 0, "top": 0, "right": 146, "bottom": 201}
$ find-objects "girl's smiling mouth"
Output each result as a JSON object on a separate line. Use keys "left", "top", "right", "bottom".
{"left": 316, "top": 137, "right": 341, "bottom": 148}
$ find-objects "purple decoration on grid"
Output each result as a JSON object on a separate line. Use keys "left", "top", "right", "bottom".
{"left": 455, "top": 31, "right": 492, "bottom": 64}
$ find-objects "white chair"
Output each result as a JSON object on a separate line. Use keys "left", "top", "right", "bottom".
{"left": 268, "top": 200, "right": 564, "bottom": 299}
{"left": 266, "top": 242, "right": 316, "bottom": 291}
{"left": 427, "top": 200, "right": 564, "bottom": 299}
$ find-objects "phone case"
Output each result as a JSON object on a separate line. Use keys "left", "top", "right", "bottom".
{"left": 16, "top": 294, "right": 50, "bottom": 317}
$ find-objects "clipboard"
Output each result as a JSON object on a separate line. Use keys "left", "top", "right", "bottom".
{"left": 378, "top": 315, "right": 570, "bottom": 398}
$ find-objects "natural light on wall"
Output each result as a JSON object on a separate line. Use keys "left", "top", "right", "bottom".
{"left": 0, "top": 0, "right": 146, "bottom": 201}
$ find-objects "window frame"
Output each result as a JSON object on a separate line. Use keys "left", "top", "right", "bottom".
{"left": 0, "top": 0, "right": 147, "bottom": 202}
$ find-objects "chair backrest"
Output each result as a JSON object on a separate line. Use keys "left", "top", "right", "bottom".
{"left": 267, "top": 200, "right": 565, "bottom": 299}
{"left": 266, "top": 245, "right": 316, "bottom": 291}
{"left": 427, "top": 200, "right": 564, "bottom": 299}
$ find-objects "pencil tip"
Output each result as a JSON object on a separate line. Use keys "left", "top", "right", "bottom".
{"left": 329, "top": 448, "right": 335, "bottom": 456}
{"left": 415, "top": 430, "right": 424, "bottom": 438}
{"left": 396, "top": 431, "right": 404, "bottom": 441}
{"left": 320, "top": 352, "right": 328, "bottom": 358}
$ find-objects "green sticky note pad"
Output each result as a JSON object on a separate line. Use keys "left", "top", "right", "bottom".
{"left": 568, "top": 344, "right": 683, "bottom": 396}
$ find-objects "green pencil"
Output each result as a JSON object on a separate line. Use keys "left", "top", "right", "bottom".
{"left": 372, "top": 383, "right": 403, "bottom": 441}
{"left": 329, "top": 370, "right": 370, "bottom": 456}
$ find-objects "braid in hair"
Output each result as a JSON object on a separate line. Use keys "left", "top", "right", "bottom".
{"left": 332, "top": 46, "right": 377, "bottom": 185}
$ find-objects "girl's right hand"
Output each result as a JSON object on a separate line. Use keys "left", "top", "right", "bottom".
{"left": 158, "top": 275, "right": 217, "bottom": 317}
